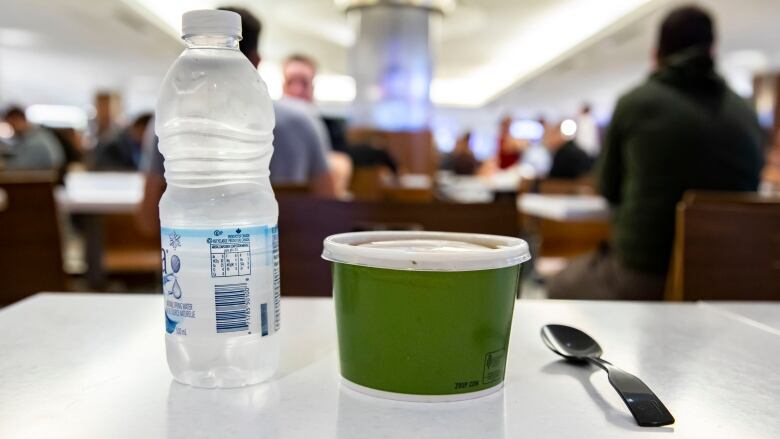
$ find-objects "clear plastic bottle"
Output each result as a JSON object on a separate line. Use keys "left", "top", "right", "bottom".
{"left": 157, "top": 10, "right": 279, "bottom": 388}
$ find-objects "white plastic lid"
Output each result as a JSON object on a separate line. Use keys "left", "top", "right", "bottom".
{"left": 182, "top": 10, "right": 242, "bottom": 38}
{"left": 322, "top": 231, "right": 531, "bottom": 272}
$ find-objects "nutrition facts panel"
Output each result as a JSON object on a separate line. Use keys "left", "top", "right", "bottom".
{"left": 210, "top": 235, "right": 252, "bottom": 278}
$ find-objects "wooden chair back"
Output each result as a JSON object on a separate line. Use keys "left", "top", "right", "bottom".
{"left": 277, "top": 196, "right": 519, "bottom": 296}
{"left": 0, "top": 171, "right": 67, "bottom": 305}
{"left": 666, "top": 191, "right": 780, "bottom": 300}
{"left": 346, "top": 128, "right": 437, "bottom": 175}
{"left": 102, "top": 214, "right": 160, "bottom": 274}
{"left": 272, "top": 183, "right": 310, "bottom": 196}
{"left": 537, "top": 176, "right": 596, "bottom": 195}
{"left": 382, "top": 187, "right": 435, "bottom": 203}
{"left": 349, "top": 166, "right": 389, "bottom": 201}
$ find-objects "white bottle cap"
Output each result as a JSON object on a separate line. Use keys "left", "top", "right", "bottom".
{"left": 181, "top": 10, "right": 242, "bottom": 39}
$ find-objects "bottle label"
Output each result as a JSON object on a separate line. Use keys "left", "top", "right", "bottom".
{"left": 160, "top": 225, "right": 280, "bottom": 338}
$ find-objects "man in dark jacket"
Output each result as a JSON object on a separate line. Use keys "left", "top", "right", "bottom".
{"left": 549, "top": 5, "right": 764, "bottom": 300}
{"left": 544, "top": 122, "right": 593, "bottom": 179}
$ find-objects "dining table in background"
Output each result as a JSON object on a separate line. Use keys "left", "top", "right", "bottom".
{"left": 517, "top": 193, "right": 610, "bottom": 222}
{"left": 436, "top": 170, "right": 525, "bottom": 204}
{"left": 517, "top": 193, "right": 611, "bottom": 261}
{"left": 55, "top": 171, "right": 144, "bottom": 214}
{"left": 55, "top": 172, "right": 145, "bottom": 287}
{"left": 1, "top": 293, "right": 779, "bottom": 439}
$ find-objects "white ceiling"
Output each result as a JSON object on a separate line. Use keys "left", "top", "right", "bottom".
{"left": 127, "top": 0, "right": 668, "bottom": 107}
{"left": 491, "top": 0, "right": 780, "bottom": 121}
{"left": 1, "top": 0, "right": 779, "bottom": 121}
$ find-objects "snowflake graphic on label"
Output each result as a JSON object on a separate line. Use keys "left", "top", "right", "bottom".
{"left": 169, "top": 231, "right": 182, "bottom": 250}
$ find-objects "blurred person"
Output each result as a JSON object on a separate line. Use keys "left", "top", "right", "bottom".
{"left": 575, "top": 103, "right": 600, "bottom": 157}
{"left": 282, "top": 54, "right": 316, "bottom": 102}
{"left": 1, "top": 106, "right": 64, "bottom": 170}
{"left": 89, "top": 92, "right": 122, "bottom": 148}
{"left": 440, "top": 132, "right": 479, "bottom": 175}
{"left": 544, "top": 122, "right": 593, "bottom": 179}
{"left": 139, "top": 7, "right": 337, "bottom": 234}
{"left": 344, "top": 129, "right": 399, "bottom": 174}
{"left": 549, "top": 5, "right": 764, "bottom": 300}
{"left": 520, "top": 118, "right": 552, "bottom": 177}
{"left": 281, "top": 54, "right": 329, "bottom": 151}
{"left": 282, "top": 53, "right": 352, "bottom": 197}
{"left": 49, "top": 127, "right": 85, "bottom": 169}
{"left": 496, "top": 116, "right": 527, "bottom": 169}
{"left": 322, "top": 116, "right": 349, "bottom": 153}
{"left": 520, "top": 143, "right": 551, "bottom": 178}
{"left": 94, "top": 113, "right": 152, "bottom": 171}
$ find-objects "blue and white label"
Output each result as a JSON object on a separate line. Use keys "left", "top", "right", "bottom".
{"left": 161, "top": 225, "right": 280, "bottom": 338}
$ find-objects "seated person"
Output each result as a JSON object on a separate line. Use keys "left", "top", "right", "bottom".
{"left": 440, "top": 132, "right": 479, "bottom": 175}
{"left": 94, "top": 113, "right": 152, "bottom": 171}
{"left": 271, "top": 98, "right": 337, "bottom": 191}
{"left": 1, "top": 106, "right": 64, "bottom": 171}
{"left": 282, "top": 53, "right": 352, "bottom": 197}
{"left": 548, "top": 6, "right": 764, "bottom": 300}
{"left": 544, "top": 123, "right": 593, "bottom": 179}
{"left": 496, "top": 115, "right": 527, "bottom": 169}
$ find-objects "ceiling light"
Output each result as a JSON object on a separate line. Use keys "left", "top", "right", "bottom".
{"left": 26, "top": 105, "right": 89, "bottom": 130}
{"left": 258, "top": 63, "right": 283, "bottom": 100}
{"left": 560, "top": 119, "right": 577, "bottom": 137}
{"left": 510, "top": 120, "right": 544, "bottom": 141}
{"left": 314, "top": 75, "right": 357, "bottom": 102}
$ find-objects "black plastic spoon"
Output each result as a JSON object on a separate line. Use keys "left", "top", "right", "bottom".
{"left": 540, "top": 324, "right": 675, "bottom": 427}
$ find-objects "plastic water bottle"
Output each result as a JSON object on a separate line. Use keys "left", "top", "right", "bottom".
{"left": 156, "top": 10, "right": 280, "bottom": 388}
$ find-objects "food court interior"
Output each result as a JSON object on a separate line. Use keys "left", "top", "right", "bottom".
{"left": 1, "top": 0, "right": 779, "bottom": 304}
{"left": 3, "top": 1, "right": 780, "bottom": 438}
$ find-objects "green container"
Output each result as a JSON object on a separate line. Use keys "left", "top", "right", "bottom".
{"left": 322, "top": 231, "right": 530, "bottom": 402}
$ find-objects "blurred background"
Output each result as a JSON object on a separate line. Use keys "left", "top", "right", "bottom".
{"left": 1, "top": 0, "right": 779, "bottom": 304}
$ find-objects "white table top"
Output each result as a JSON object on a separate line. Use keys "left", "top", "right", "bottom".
{"left": 518, "top": 193, "right": 610, "bottom": 221}
{"left": 702, "top": 302, "right": 780, "bottom": 333}
{"left": 2, "top": 294, "right": 780, "bottom": 439}
{"left": 55, "top": 172, "right": 144, "bottom": 214}
{"left": 436, "top": 171, "right": 524, "bottom": 203}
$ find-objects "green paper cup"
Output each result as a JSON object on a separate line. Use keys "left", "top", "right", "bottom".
{"left": 322, "top": 231, "right": 531, "bottom": 402}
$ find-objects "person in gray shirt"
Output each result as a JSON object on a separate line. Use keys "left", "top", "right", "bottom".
{"left": 281, "top": 53, "right": 353, "bottom": 197}
{"left": 270, "top": 98, "right": 330, "bottom": 185}
{"left": 2, "top": 106, "right": 64, "bottom": 171}
{"left": 138, "top": 6, "right": 336, "bottom": 234}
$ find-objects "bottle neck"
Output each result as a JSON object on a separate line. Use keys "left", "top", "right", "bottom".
{"left": 183, "top": 34, "right": 240, "bottom": 50}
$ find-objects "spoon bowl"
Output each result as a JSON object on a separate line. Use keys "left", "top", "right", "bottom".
{"left": 541, "top": 324, "right": 603, "bottom": 361}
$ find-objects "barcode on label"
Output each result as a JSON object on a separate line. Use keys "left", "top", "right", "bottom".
{"left": 214, "top": 283, "right": 249, "bottom": 333}
{"left": 272, "top": 226, "right": 281, "bottom": 332}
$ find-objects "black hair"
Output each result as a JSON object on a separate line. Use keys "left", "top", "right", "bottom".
{"left": 132, "top": 112, "right": 153, "bottom": 129}
{"left": 218, "top": 6, "right": 262, "bottom": 56}
{"left": 3, "top": 105, "right": 25, "bottom": 120}
{"left": 658, "top": 5, "right": 715, "bottom": 59}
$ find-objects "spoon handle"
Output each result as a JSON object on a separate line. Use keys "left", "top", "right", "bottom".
{"left": 588, "top": 357, "right": 675, "bottom": 427}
